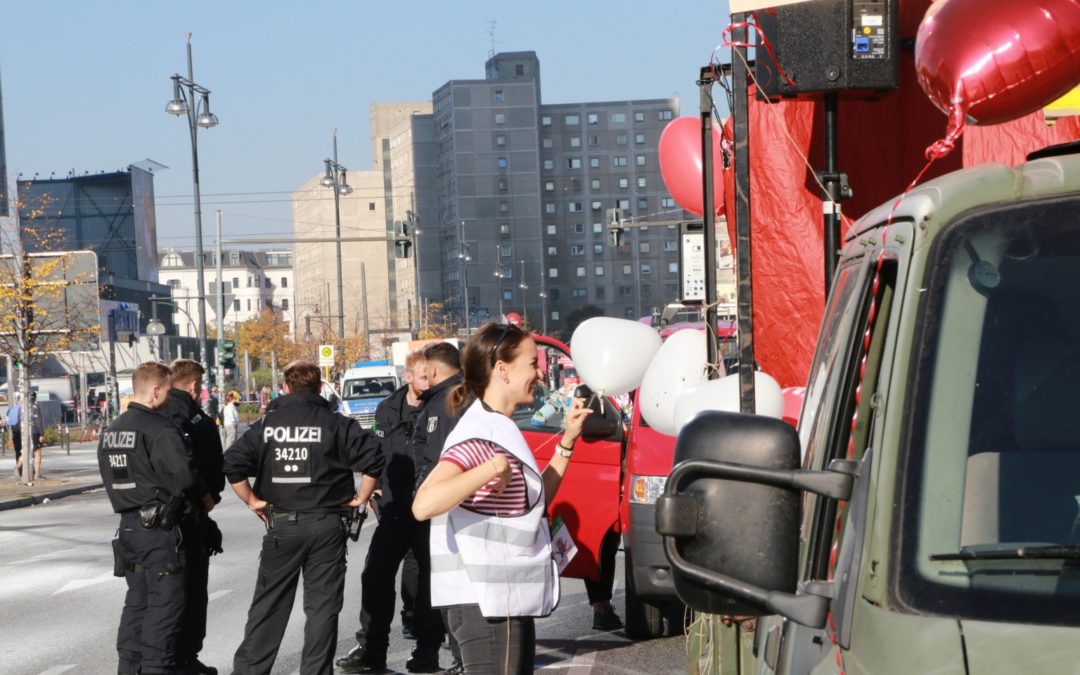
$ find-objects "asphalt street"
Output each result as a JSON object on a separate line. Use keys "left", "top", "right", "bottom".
{"left": 0, "top": 483, "right": 688, "bottom": 674}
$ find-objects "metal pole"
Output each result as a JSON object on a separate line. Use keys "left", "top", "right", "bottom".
{"left": 732, "top": 14, "right": 756, "bottom": 415}
{"left": 216, "top": 210, "right": 225, "bottom": 395}
{"left": 243, "top": 349, "right": 251, "bottom": 398}
{"left": 332, "top": 133, "right": 346, "bottom": 351}
{"left": 460, "top": 220, "right": 470, "bottom": 334}
{"left": 185, "top": 36, "right": 209, "bottom": 374}
{"left": 540, "top": 269, "right": 548, "bottom": 335}
{"left": 823, "top": 92, "right": 840, "bottom": 296}
{"left": 108, "top": 310, "right": 120, "bottom": 417}
{"left": 410, "top": 211, "right": 422, "bottom": 335}
{"left": 151, "top": 299, "right": 162, "bottom": 360}
{"left": 271, "top": 350, "right": 277, "bottom": 392}
{"left": 361, "top": 263, "right": 370, "bottom": 357}
{"left": 700, "top": 67, "right": 719, "bottom": 380}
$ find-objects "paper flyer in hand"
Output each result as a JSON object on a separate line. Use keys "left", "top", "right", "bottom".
{"left": 550, "top": 516, "right": 578, "bottom": 573}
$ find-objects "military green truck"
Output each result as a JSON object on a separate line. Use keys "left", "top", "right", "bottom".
{"left": 657, "top": 143, "right": 1080, "bottom": 673}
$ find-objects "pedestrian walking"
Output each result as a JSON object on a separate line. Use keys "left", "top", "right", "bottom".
{"left": 336, "top": 350, "right": 438, "bottom": 674}
{"left": 7, "top": 394, "right": 21, "bottom": 475}
{"left": 222, "top": 391, "right": 240, "bottom": 448}
{"left": 412, "top": 323, "right": 592, "bottom": 675}
{"left": 98, "top": 361, "right": 201, "bottom": 675}
{"left": 159, "top": 359, "right": 226, "bottom": 675}
{"left": 224, "top": 360, "right": 384, "bottom": 675}
{"left": 17, "top": 392, "right": 46, "bottom": 480}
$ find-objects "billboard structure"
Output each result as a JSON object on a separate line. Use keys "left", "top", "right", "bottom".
{"left": 0, "top": 250, "right": 101, "bottom": 354}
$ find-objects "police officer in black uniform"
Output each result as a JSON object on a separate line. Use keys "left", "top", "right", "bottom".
{"left": 159, "top": 359, "right": 225, "bottom": 675}
{"left": 336, "top": 350, "right": 435, "bottom": 673}
{"left": 98, "top": 361, "right": 201, "bottom": 675}
{"left": 224, "top": 360, "right": 384, "bottom": 675}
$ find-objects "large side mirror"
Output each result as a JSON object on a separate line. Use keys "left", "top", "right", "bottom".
{"left": 655, "top": 411, "right": 854, "bottom": 628}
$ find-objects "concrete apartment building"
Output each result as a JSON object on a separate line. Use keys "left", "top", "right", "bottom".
{"left": 158, "top": 249, "right": 294, "bottom": 337}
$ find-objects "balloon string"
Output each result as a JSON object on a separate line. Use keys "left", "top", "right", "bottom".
{"left": 925, "top": 103, "right": 967, "bottom": 160}
{"left": 720, "top": 13, "right": 798, "bottom": 90}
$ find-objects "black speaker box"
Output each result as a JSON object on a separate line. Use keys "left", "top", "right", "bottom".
{"left": 755, "top": 0, "right": 899, "bottom": 99}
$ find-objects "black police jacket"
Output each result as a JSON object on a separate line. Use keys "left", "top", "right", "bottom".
{"left": 222, "top": 392, "right": 384, "bottom": 513}
{"left": 160, "top": 388, "right": 225, "bottom": 504}
{"left": 373, "top": 384, "right": 421, "bottom": 510}
{"left": 410, "top": 373, "right": 463, "bottom": 486}
{"left": 98, "top": 402, "right": 201, "bottom": 514}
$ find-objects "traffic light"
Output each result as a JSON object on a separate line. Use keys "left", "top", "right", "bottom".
{"left": 219, "top": 339, "right": 236, "bottom": 370}
{"left": 394, "top": 220, "right": 412, "bottom": 259}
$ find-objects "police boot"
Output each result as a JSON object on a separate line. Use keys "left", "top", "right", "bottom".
{"left": 177, "top": 657, "right": 218, "bottom": 675}
{"left": 405, "top": 645, "right": 441, "bottom": 674}
{"left": 336, "top": 644, "right": 387, "bottom": 674}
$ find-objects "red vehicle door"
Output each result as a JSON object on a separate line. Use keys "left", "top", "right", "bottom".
{"left": 511, "top": 335, "right": 625, "bottom": 580}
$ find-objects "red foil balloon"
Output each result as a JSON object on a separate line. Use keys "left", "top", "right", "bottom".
{"left": 916, "top": 0, "right": 1080, "bottom": 157}
{"left": 658, "top": 116, "right": 725, "bottom": 217}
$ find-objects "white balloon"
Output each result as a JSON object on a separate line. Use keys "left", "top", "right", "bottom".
{"left": 639, "top": 329, "right": 710, "bottom": 435}
{"left": 673, "top": 371, "right": 785, "bottom": 434}
{"left": 570, "top": 317, "right": 662, "bottom": 396}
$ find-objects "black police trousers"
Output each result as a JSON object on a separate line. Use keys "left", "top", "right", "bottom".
{"left": 233, "top": 511, "right": 347, "bottom": 675}
{"left": 358, "top": 511, "right": 444, "bottom": 657}
{"left": 116, "top": 511, "right": 187, "bottom": 675}
{"left": 177, "top": 513, "right": 210, "bottom": 665}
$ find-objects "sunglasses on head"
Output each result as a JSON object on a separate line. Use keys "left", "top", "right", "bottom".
{"left": 490, "top": 323, "right": 512, "bottom": 364}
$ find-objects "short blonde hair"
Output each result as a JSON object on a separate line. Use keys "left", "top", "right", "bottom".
{"left": 132, "top": 362, "right": 171, "bottom": 395}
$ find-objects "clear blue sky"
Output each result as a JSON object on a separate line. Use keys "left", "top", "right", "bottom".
{"left": 1, "top": 0, "right": 731, "bottom": 250}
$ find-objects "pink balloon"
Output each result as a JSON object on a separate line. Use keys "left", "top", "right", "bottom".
{"left": 658, "top": 117, "right": 725, "bottom": 217}
{"left": 916, "top": 0, "right": 1080, "bottom": 157}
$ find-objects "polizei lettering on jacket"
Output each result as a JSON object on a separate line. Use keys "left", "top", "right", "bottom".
{"left": 102, "top": 431, "right": 137, "bottom": 449}
{"left": 263, "top": 426, "right": 323, "bottom": 444}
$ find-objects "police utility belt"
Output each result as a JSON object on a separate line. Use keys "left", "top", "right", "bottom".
{"left": 264, "top": 503, "right": 368, "bottom": 541}
{"left": 134, "top": 492, "right": 184, "bottom": 530}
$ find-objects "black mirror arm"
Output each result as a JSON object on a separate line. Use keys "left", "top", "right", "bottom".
{"left": 666, "top": 459, "right": 854, "bottom": 501}
{"left": 662, "top": 536, "right": 830, "bottom": 628}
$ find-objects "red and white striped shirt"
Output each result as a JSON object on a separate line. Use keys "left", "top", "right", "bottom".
{"left": 441, "top": 438, "right": 531, "bottom": 516}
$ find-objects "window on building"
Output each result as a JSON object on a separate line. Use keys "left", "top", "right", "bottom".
{"left": 668, "top": 262, "right": 679, "bottom": 274}
{"left": 500, "top": 245, "right": 512, "bottom": 258}
{"left": 591, "top": 200, "right": 602, "bottom": 211}
{"left": 589, "top": 157, "right": 600, "bottom": 169}
{"left": 572, "top": 288, "right": 587, "bottom": 298}
{"left": 264, "top": 277, "right": 272, "bottom": 288}
{"left": 547, "top": 224, "right": 558, "bottom": 235}
{"left": 641, "top": 263, "right": 652, "bottom": 274}
{"left": 281, "top": 277, "right": 288, "bottom": 288}
{"left": 281, "top": 298, "right": 289, "bottom": 310}
{"left": 551, "top": 310, "right": 560, "bottom": 320}
{"left": 576, "top": 266, "right": 586, "bottom": 277}
{"left": 587, "top": 113, "right": 599, "bottom": 124}
{"left": 497, "top": 157, "right": 507, "bottom": 169}
{"left": 634, "top": 111, "right": 646, "bottom": 122}
{"left": 515, "top": 64, "right": 525, "bottom": 75}
{"left": 592, "top": 222, "right": 604, "bottom": 234}
{"left": 593, "top": 244, "right": 603, "bottom": 256}
{"left": 596, "top": 286, "right": 607, "bottom": 300}
{"left": 619, "top": 286, "right": 634, "bottom": 297}
{"left": 659, "top": 110, "right": 673, "bottom": 120}
{"left": 541, "top": 115, "right": 551, "bottom": 126}
{"left": 570, "top": 245, "right": 585, "bottom": 256}
{"left": 246, "top": 299, "right": 252, "bottom": 310}
{"left": 611, "top": 112, "right": 626, "bottom": 124}
{"left": 590, "top": 179, "right": 601, "bottom": 190}
{"left": 618, "top": 178, "right": 629, "bottom": 189}
{"left": 544, "top": 181, "right": 555, "bottom": 192}
{"left": 233, "top": 299, "right": 240, "bottom": 311}
{"left": 543, "top": 159, "right": 554, "bottom": 170}
{"left": 230, "top": 252, "right": 240, "bottom": 265}
{"left": 162, "top": 253, "right": 184, "bottom": 268}
{"left": 641, "top": 284, "right": 652, "bottom": 297}
{"left": 572, "top": 178, "right": 583, "bottom": 191}
{"left": 247, "top": 275, "right": 253, "bottom": 288}
{"left": 501, "top": 223, "right": 511, "bottom": 234}
{"left": 622, "top": 264, "right": 632, "bottom": 275}
{"left": 369, "top": 202, "right": 376, "bottom": 210}
{"left": 595, "top": 265, "right": 605, "bottom": 277}
{"left": 497, "top": 179, "right": 508, "bottom": 192}
{"left": 549, "top": 268, "right": 559, "bottom": 278}
{"left": 616, "top": 134, "right": 627, "bottom": 145}
{"left": 166, "top": 279, "right": 181, "bottom": 289}
{"left": 570, "top": 136, "right": 581, "bottom": 148}
{"left": 567, "top": 158, "right": 582, "bottom": 170}
{"left": 638, "top": 177, "right": 647, "bottom": 188}
{"left": 496, "top": 135, "right": 506, "bottom": 146}
{"left": 542, "top": 138, "right": 553, "bottom": 149}
{"left": 618, "top": 199, "right": 631, "bottom": 210}
{"left": 565, "top": 114, "right": 580, "bottom": 125}
{"left": 613, "top": 156, "right": 628, "bottom": 167}
{"left": 232, "top": 277, "right": 240, "bottom": 288}
{"left": 636, "top": 155, "right": 646, "bottom": 167}
{"left": 661, "top": 197, "right": 676, "bottom": 208}
{"left": 547, "top": 246, "right": 558, "bottom": 256}
{"left": 665, "top": 283, "right": 679, "bottom": 296}
{"left": 574, "top": 223, "right": 585, "bottom": 234}
{"left": 494, "top": 89, "right": 504, "bottom": 101}
{"left": 589, "top": 135, "right": 599, "bottom": 146}
{"left": 569, "top": 202, "right": 583, "bottom": 213}
{"left": 638, "top": 198, "right": 648, "bottom": 210}
{"left": 663, "top": 240, "right": 677, "bottom": 252}
{"left": 549, "top": 289, "right": 560, "bottom": 301}
{"left": 625, "top": 308, "right": 635, "bottom": 318}
{"left": 640, "top": 242, "right": 651, "bottom": 253}
{"left": 545, "top": 203, "right": 556, "bottom": 214}
{"left": 635, "top": 133, "right": 646, "bottom": 145}
{"left": 499, "top": 201, "right": 509, "bottom": 213}
{"left": 495, "top": 113, "right": 506, "bottom": 124}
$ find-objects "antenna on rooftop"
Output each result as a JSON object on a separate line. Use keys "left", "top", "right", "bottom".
{"left": 487, "top": 20, "right": 496, "bottom": 58}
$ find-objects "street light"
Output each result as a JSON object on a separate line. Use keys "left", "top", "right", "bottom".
{"left": 166, "top": 33, "right": 219, "bottom": 375}
{"left": 493, "top": 258, "right": 505, "bottom": 319}
{"left": 538, "top": 268, "right": 549, "bottom": 335}
{"left": 458, "top": 220, "right": 471, "bottom": 334}
{"left": 518, "top": 259, "right": 529, "bottom": 326}
{"left": 319, "top": 131, "right": 351, "bottom": 365}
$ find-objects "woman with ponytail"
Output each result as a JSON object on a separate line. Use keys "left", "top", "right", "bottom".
{"left": 412, "top": 322, "right": 592, "bottom": 674}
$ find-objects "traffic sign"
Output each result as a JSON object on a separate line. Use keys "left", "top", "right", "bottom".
{"left": 318, "top": 344, "right": 335, "bottom": 367}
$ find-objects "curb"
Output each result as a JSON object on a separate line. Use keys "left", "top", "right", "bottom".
{"left": 0, "top": 481, "right": 104, "bottom": 512}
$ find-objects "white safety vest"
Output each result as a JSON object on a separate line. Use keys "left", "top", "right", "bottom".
{"left": 428, "top": 399, "right": 560, "bottom": 617}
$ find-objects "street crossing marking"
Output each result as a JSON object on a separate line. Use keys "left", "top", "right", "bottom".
{"left": 208, "top": 589, "right": 233, "bottom": 602}
{"left": 52, "top": 572, "right": 115, "bottom": 595}
{"left": 36, "top": 666, "right": 77, "bottom": 675}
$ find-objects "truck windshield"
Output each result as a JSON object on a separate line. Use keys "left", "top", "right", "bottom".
{"left": 342, "top": 377, "right": 397, "bottom": 399}
{"left": 899, "top": 195, "right": 1080, "bottom": 626}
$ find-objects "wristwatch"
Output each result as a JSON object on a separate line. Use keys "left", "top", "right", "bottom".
{"left": 556, "top": 441, "right": 574, "bottom": 458}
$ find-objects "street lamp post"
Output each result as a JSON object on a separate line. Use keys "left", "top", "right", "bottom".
{"left": 493, "top": 244, "right": 505, "bottom": 319}
{"left": 458, "top": 220, "right": 471, "bottom": 334}
{"left": 538, "top": 267, "right": 549, "bottom": 335}
{"left": 166, "top": 33, "right": 219, "bottom": 375}
{"left": 518, "top": 259, "right": 529, "bottom": 326}
{"left": 319, "top": 131, "right": 352, "bottom": 367}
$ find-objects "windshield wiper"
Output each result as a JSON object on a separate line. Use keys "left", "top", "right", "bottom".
{"left": 930, "top": 544, "right": 1080, "bottom": 561}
